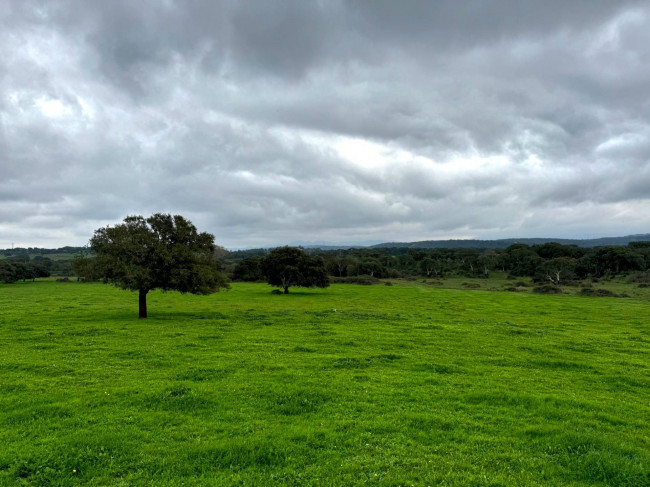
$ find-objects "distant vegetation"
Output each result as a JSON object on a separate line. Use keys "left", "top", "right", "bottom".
{"left": 261, "top": 246, "right": 329, "bottom": 294}
{"left": 0, "top": 246, "right": 85, "bottom": 257}
{"left": 4, "top": 237, "right": 650, "bottom": 287}
{"left": 229, "top": 241, "right": 650, "bottom": 287}
{"left": 370, "top": 233, "right": 650, "bottom": 249}
{"left": 0, "top": 255, "right": 66, "bottom": 283}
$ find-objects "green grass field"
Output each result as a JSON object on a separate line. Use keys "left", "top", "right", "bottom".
{"left": 1, "top": 281, "right": 649, "bottom": 486}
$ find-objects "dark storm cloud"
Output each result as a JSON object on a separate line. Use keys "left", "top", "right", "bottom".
{"left": 1, "top": 0, "right": 650, "bottom": 247}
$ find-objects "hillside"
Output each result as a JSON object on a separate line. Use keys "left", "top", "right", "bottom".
{"left": 370, "top": 234, "right": 650, "bottom": 250}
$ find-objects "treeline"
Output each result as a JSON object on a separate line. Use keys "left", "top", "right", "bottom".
{"left": 226, "top": 241, "right": 650, "bottom": 284}
{"left": 0, "top": 247, "right": 86, "bottom": 282}
{"left": 371, "top": 234, "right": 650, "bottom": 249}
{"left": 0, "top": 255, "right": 54, "bottom": 283}
{"left": 4, "top": 241, "right": 650, "bottom": 286}
{"left": 0, "top": 246, "right": 84, "bottom": 257}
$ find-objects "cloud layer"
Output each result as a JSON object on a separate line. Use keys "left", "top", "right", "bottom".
{"left": 1, "top": 0, "right": 649, "bottom": 248}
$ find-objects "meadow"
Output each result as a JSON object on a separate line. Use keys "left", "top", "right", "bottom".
{"left": 0, "top": 280, "right": 649, "bottom": 486}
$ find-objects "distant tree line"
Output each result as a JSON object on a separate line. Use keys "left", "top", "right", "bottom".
{"left": 0, "top": 246, "right": 84, "bottom": 257}
{"left": 0, "top": 255, "right": 53, "bottom": 283}
{"left": 5, "top": 240, "right": 650, "bottom": 288}
{"left": 227, "top": 241, "right": 650, "bottom": 284}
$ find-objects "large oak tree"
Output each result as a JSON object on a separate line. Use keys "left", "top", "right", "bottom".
{"left": 88, "top": 214, "right": 229, "bottom": 318}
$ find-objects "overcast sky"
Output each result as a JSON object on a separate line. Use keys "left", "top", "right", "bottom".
{"left": 1, "top": 1, "right": 649, "bottom": 249}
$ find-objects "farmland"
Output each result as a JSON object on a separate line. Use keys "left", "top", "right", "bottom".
{"left": 1, "top": 280, "right": 649, "bottom": 486}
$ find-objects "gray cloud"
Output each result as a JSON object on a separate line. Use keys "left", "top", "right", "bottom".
{"left": 1, "top": 1, "right": 650, "bottom": 248}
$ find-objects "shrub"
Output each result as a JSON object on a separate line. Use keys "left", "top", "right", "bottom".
{"left": 462, "top": 282, "right": 481, "bottom": 289}
{"left": 594, "top": 289, "right": 617, "bottom": 297}
{"left": 628, "top": 271, "right": 650, "bottom": 283}
{"left": 579, "top": 288, "right": 628, "bottom": 298}
{"left": 532, "top": 285, "right": 562, "bottom": 294}
{"left": 271, "top": 289, "right": 283, "bottom": 295}
{"left": 330, "top": 275, "right": 381, "bottom": 285}
{"left": 579, "top": 288, "right": 618, "bottom": 297}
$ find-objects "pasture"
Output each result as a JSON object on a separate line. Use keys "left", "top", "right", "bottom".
{"left": 0, "top": 281, "right": 649, "bottom": 486}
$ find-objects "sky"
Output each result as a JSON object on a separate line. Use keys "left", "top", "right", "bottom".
{"left": 1, "top": 1, "right": 650, "bottom": 249}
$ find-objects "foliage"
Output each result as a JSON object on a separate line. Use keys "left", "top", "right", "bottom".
{"left": 330, "top": 275, "right": 381, "bottom": 285}
{"left": 534, "top": 257, "right": 577, "bottom": 285}
{"left": 0, "top": 257, "right": 51, "bottom": 283}
{"left": 220, "top": 240, "right": 650, "bottom": 285}
{"left": 532, "top": 284, "right": 563, "bottom": 294}
{"left": 578, "top": 287, "right": 619, "bottom": 297}
{"left": 261, "top": 246, "right": 329, "bottom": 294}
{"left": 232, "top": 257, "right": 264, "bottom": 281}
{"left": 0, "top": 260, "right": 18, "bottom": 283}
{"left": 87, "top": 213, "right": 229, "bottom": 318}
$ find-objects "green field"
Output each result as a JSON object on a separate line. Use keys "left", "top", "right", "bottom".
{"left": 1, "top": 281, "right": 649, "bottom": 486}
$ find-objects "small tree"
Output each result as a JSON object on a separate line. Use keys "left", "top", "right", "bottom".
{"left": 88, "top": 214, "right": 229, "bottom": 318}
{"left": 262, "top": 246, "right": 329, "bottom": 294}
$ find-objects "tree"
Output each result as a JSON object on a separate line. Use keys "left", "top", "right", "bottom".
{"left": 505, "top": 245, "right": 543, "bottom": 278}
{"left": 0, "top": 260, "right": 17, "bottom": 283}
{"left": 419, "top": 257, "right": 436, "bottom": 277}
{"left": 88, "top": 214, "right": 229, "bottom": 318}
{"left": 353, "top": 258, "right": 386, "bottom": 278}
{"left": 232, "top": 256, "right": 264, "bottom": 281}
{"left": 72, "top": 255, "right": 104, "bottom": 281}
{"left": 261, "top": 246, "right": 329, "bottom": 294}
{"left": 593, "top": 246, "right": 644, "bottom": 276}
{"left": 535, "top": 257, "right": 577, "bottom": 285}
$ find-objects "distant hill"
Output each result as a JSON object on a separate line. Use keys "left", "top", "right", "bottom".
{"left": 3, "top": 234, "right": 650, "bottom": 255}
{"left": 0, "top": 246, "right": 86, "bottom": 258}
{"left": 370, "top": 234, "right": 650, "bottom": 249}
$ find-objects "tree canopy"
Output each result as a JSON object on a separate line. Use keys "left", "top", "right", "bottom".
{"left": 86, "top": 214, "right": 229, "bottom": 318}
{"left": 261, "top": 246, "right": 329, "bottom": 294}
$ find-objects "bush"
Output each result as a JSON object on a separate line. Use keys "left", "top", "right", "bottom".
{"left": 462, "top": 282, "right": 481, "bottom": 289}
{"left": 579, "top": 288, "right": 619, "bottom": 297}
{"left": 386, "top": 269, "right": 403, "bottom": 279}
{"left": 594, "top": 289, "right": 617, "bottom": 297}
{"left": 628, "top": 271, "right": 650, "bottom": 283}
{"left": 515, "top": 281, "right": 529, "bottom": 287}
{"left": 271, "top": 289, "right": 283, "bottom": 295}
{"left": 330, "top": 275, "right": 381, "bottom": 285}
{"left": 532, "top": 285, "right": 562, "bottom": 294}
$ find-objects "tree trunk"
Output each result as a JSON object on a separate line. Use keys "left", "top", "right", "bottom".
{"left": 139, "top": 289, "right": 148, "bottom": 319}
{"left": 283, "top": 286, "right": 289, "bottom": 294}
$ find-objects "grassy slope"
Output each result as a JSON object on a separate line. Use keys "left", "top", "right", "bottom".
{"left": 0, "top": 281, "right": 649, "bottom": 486}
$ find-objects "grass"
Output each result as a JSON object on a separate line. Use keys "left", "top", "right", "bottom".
{"left": 0, "top": 280, "right": 649, "bottom": 486}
